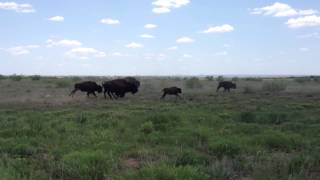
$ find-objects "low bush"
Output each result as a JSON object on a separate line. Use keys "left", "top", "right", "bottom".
{"left": 124, "top": 164, "right": 205, "bottom": 180}
{"left": 239, "top": 112, "right": 256, "bottom": 123}
{"left": 243, "top": 85, "right": 255, "bottom": 94}
{"left": 30, "top": 75, "right": 41, "bottom": 81}
{"left": 146, "top": 113, "right": 180, "bottom": 132}
{"left": 208, "top": 139, "right": 242, "bottom": 158}
{"left": 9, "top": 75, "right": 23, "bottom": 81}
{"left": 175, "top": 150, "right": 208, "bottom": 166}
{"left": 217, "top": 76, "right": 224, "bottom": 82}
{"left": 262, "top": 81, "right": 287, "bottom": 93}
{"left": 62, "top": 151, "right": 114, "bottom": 180}
{"left": 55, "top": 80, "right": 71, "bottom": 88}
{"left": 140, "top": 121, "right": 154, "bottom": 135}
{"left": 205, "top": 76, "right": 214, "bottom": 81}
{"left": 185, "top": 77, "right": 203, "bottom": 89}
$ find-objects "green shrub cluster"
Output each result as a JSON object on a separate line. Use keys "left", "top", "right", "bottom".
{"left": 184, "top": 77, "right": 203, "bottom": 89}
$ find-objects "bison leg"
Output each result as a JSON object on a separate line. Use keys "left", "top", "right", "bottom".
{"left": 161, "top": 92, "right": 167, "bottom": 99}
{"left": 107, "top": 91, "right": 113, "bottom": 100}
{"left": 92, "top": 92, "right": 97, "bottom": 97}
{"left": 216, "top": 86, "right": 221, "bottom": 92}
{"left": 104, "top": 90, "right": 108, "bottom": 99}
{"left": 69, "top": 89, "right": 78, "bottom": 97}
{"left": 111, "top": 92, "right": 118, "bottom": 99}
{"left": 175, "top": 94, "right": 182, "bottom": 99}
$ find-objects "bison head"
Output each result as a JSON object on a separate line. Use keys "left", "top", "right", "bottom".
{"left": 231, "top": 83, "right": 237, "bottom": 89}
{"left": 177, "top": 88, "right": 182, "bottom": 93}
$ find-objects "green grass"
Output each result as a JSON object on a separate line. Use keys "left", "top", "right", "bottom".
{"left": 0, "top": 77, "right": 320, "bottom": 179}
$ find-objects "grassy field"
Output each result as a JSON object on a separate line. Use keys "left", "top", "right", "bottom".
{"left": 0, "top": 75, "right": 320, "bottom": 179}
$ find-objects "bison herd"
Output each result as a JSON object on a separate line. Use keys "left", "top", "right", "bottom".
{"left": 70, "top": 77, "right": 237, "bottom": 99}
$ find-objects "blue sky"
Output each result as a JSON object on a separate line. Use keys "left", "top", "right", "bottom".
{"left": 0, "top": 0, "right": 319, "bottom": 76}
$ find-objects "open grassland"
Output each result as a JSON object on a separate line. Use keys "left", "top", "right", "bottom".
{"left": 0, "top": 75, "right": 320, "bottom": 179}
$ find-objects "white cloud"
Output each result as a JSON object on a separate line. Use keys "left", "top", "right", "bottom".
{"left": 100, "top": 18, "right": 120, "bottom": 25}
{"left": 48, "top": 16, "right": 64, "bottom": 22}
{"left": 298, "top": 32, "right": 320, "bottom": 39}
{"left": 152, "top": 7, "right": 171, "bottom": 14}
{"left": 183, "top": 54, "right": 192, "bottom": 58}
{"left": 286, "top": 15, "right": 320, "bottom": 28}
{"left": 65, "top": 47, "right": 106, "bottom": 59}
{"left": 46, "top": 39, "right": 82, "bottom": 48}
{"left": 299, "top": 48, "right": 309, "bottom": 52}
{"left": 176, "top": 37, "right": 194, "bottom": 43}
{"left": 0, "top": 2, "right": 35, "bottom": 13}
{"left": 168, "top": 46, "right": 178, "bottom": 50}
{"left": 214, "top": 51, "right": 228, "bottom": 56}
{"left": 144, "top": 53, "right": 166, "bottom": 60}
{"left": 152, "top": 0, "right": 190, "bottom": 14}
{"left": 251, "top": 2, "right": 317, "bottom": 17}
{"left": 139, "top": 34, "right": 155, "bottom": 39}
{"left": 126, "top": 42, "right": 144, "bottom": 48}
{"left": 202, "top": 24, "right": 234, "bottom": 33}
{"left": 144, "top": 24, "right": 158, "bottom": 29}
{"left": 111, "top": 52, "right": 130, "bottom": 57}
{"left": 4, "top": 45, "right": 39, "bottom": 56}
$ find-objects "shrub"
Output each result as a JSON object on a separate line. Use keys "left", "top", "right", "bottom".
{"left": 294, "top": 77, "right": 311, "bottom": 84}
{"left": 205, "top": 157, "right": 236, "bottom": 180}
{"left": 72, "top": 76, "right": 82, "bottom": 82}
{"left": 252, "top": 131, "right": 304, "bottom": 151}
{"left": 147, "top": 113, "right": 180, "bottom": 132}
{"left": 244, "top": 77, "right": 263, "bottom": 81}
{"left": 0, "top": 74, "right": 6, "bottom": 80}
{"left": 55, "top": 80, "right": 71, "bottom": 88}
{"left": 124, "top": 164, "right": 205, "bottom": 180}
{"left": 239, "top": 112, "right": 256, "bottom": 123}
{"left": 266, "top": 113, "right": 288, "bottom": 125}
{"left": 217, "top": 76, "right": 224, "bottom": 82}
{"left": 243, "top": 85, "right": 255, "bottom": 94}
{"left": 205, "top": 76, "right": 214, "bottom": 81}
{"left": 140, "top": 121, "right": 154, "bottom": 135}
{"left": 30, "top": 75, "right": 41, "bottom": 81}
{"left": 232, "top": 77, "right": 239, "bottom": 81}
{"left": 175, "top": 150, "right": 208, "bottom": 166}
{"left": 208, "top": 139, "right": 241, "bottom": 158}
{"left": 9, "top": 74, "right": 23, "bottom": 81}
{"left": 262, "top": 81, "right": 287, "bottom": 93}
{"left": 62, "top": 151, "right": 114, "bottom": 180}
{"left": 185, "top": 77, "right": 203, "bottom": 89}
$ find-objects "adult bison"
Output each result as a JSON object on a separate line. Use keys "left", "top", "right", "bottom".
{"left": 216, "top": 81, "right": 236, "bottom": 92}
{"left": 102, "top": 77, "right": 140, "bottom": 99}
{"left": 69, "top": 81, "right": 102, "bottom": 97}
{"left": 161, "top": 87, "right": 182, "bottom": 99}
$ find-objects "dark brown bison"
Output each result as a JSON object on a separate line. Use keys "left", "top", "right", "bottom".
{"left": 216, "top": 81, "right": 236, "bottom": 92}
{"left": 102, "top": 78, "right": 140, "bottom": 99}
{"left": 69, "top": 81, "right": 102, "bottom": 97}
{"left": 161, "top": 87, "right": 182, "bottom": 99}
{"left": 124, "top": 77, "right": 140, "bottom": 88}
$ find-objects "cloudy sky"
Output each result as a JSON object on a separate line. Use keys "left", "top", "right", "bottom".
{"left": 0, "top": 0, "right": 319, "bottom": 76}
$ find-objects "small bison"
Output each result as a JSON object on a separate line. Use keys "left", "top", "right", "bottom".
{"left": 69, "top": 81, "right": 102, "bottom": 97}
{"left": 102, "top": 78, "right": 139, "bottom": 99}
{"left": 161, "top": 87, "right": 182, "bottom": 99}
{"left": 216, "top": 81, "right": 236, "bottom": 92}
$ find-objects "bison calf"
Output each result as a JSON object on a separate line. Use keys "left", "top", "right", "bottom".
{"left": 69, "top": 81, "right": 102, "bottom": 97}
{"left": 161, "top": 87, "right": 182, "bottom": 99}
{"left": 216, "top": 81, "right": 236, "bottom": 92}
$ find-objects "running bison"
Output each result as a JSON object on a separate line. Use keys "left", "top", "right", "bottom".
{"left": 216, "top": 81, "right": 237, "bottom": 92}
{"left": 102, "top": 77, "right": 140, "bottom": 99}
{"left": 161, "top": 87, "right": 182, "bottom": 99}
{"left": 70, "top": 81, "right": 103, "bottom": 97}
